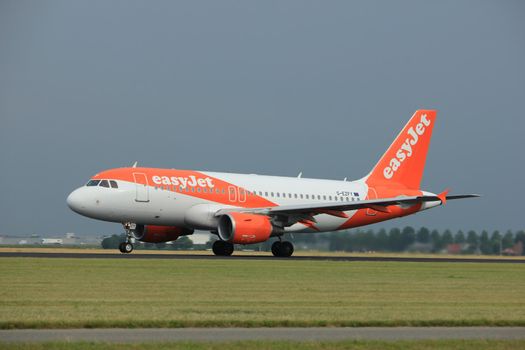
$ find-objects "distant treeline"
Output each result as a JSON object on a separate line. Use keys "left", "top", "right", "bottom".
{"left": 101, "top": 228, "right": 525, "bottom": 256}
{"left": 295, "top": 227, "right": 525, "bottom": 255}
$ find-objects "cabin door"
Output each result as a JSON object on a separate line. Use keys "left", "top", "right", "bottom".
{"left": 133, "top": 173, "right": 149, "bottom": 202}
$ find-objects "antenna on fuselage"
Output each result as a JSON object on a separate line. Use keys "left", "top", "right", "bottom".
{"left": 297, "top": 172, "right": 302, "bottom": 178}
{"left": 132, "top": 161, "right": 138, "bottom": 168}
{"left": 343, "top": 177, "right": 347, "bottom": 181}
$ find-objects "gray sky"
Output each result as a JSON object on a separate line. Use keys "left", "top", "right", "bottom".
{"left": 1, "top": 0, "right": 524, "bottom": 237}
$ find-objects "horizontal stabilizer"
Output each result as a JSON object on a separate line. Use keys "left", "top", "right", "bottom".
{"left": 446, "top": 194, "right": 481, "bottom": 200}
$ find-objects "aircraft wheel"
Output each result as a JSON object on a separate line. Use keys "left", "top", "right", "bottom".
{"left": 212, "top": 240, "right": 224, "bottom": 255}
{"left": 271, "top": 241, "right": 282, "bottom": 257}
{"left": 223, "top": 242, "right": 234, "bottom": 256}
{"left": 118, "top": 242, "right": 126, "bottom": 253}
{"left": 213, "top": 240, "right": 234, "bottom": 256}
{"left": 124, "top": 242, "right": 134, "bottom": 253}
{"left": 280, "top": 241, "right": 294, "bottom": 257}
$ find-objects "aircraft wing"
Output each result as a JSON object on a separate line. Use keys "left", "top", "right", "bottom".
{"left": 214, "top": 194, "right": 480, "bottom": 221}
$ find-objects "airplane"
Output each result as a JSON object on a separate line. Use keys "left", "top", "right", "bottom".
{"left": 67, "top": 110, "right": 478, "bottom": 257}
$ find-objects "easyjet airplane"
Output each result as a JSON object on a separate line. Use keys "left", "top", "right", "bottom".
{"left": 67, "top": 110, "right": 478, "bottom": 257}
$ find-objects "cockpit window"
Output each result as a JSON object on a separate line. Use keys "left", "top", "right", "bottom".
{"left": 109, "top": 180, "right": 118, "bottom": 189}
{"left": 99, "top": 180, "right": 110, "bottom": 188}
{"left": 86, "top": 180, "right": 100, "bottom": 186}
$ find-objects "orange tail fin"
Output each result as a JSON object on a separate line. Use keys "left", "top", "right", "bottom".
{"left": 365, "top": 110, "right": 436, "bottom": 189}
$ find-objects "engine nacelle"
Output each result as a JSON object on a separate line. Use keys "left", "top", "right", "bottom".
{"left": 218, "top": 213, "right": 273, "bottom": 244}
{"left": 132, "top": 225, "right": 194, "bottom": 243}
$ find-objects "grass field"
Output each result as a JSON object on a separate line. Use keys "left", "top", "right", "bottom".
{"left": 1, "top": 340, "right": 525, "bottom": 350}
{"left": 0, "top": 257, "right": 524, "bottom": 329}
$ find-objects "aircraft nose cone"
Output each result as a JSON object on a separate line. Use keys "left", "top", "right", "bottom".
{"left": 67, "top": 189, "right": 84, "bottom": 213}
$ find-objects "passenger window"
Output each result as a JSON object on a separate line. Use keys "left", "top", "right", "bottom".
{"left": 323, "top": 195, "right": 326, "bottom": 200}
{"left": 276, "top": 192, "right": 280, "bottom": 197}
{"left": 294, "top": 194, "right": 298, "bottom": 199}
{"left": 300, "top": 194, "right": 303, "bottom": 199}
{"left": 288, "top": 193, "right": 292, "bottom": 198}
{"left": 329, "top": 196, "right": 332, "bottom": 201}
{"left": 86, "top": 180, "right": 100, "bottom": 187}
{"left": 109, "top": 180, "right": 118, "bottom": 189}
{"left": 99, "top": 180, "right": 110, "bottom": 188}
{"left": 306, "top": 195, "right": 309, "bottom": 199}
{"left": 317, "top": 195, "right": 321, "bottom": 200}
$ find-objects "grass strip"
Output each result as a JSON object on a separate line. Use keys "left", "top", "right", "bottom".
{"left": 1, "top": 340, "right": 525, "bottom": 350}
{"left": 2, "top": 319, "right": 525, "bottom": 329}
{"left": 1, "top": 258, "right": 524, "bottom": 329}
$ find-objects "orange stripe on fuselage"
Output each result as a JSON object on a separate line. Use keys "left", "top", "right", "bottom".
{"left": 337, "top": 186, "right": 423, "bottom": 230}
{"left": 93, "top": 167, "right": 277, "bottom": 208}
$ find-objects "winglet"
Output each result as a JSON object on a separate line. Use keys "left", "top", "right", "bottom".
{"left": 437, "top": 189, "right": 449, "bottom": 205}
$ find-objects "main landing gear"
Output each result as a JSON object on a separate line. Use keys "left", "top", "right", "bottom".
{"left": 211, "top": 240, "right": 294, "bottom": 257}
{"left": 271, "top": 240, "right": 294, "bottom": 257}
{"left": 119, "top": 222, "right": 135, "bottom": 254}
{"left": 212, "top": 240, "right": 234, "bottom": 256}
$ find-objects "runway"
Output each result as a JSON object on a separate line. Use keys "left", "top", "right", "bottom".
{"left": 0, "top": 251, "right": 524, "bottom": 263}
{"left": 1, "top": 327, "right": 525, "bottom": 342}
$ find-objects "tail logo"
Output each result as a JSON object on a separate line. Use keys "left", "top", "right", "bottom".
{"left": 383, "top": 114, "right": 431, "bottom": 180}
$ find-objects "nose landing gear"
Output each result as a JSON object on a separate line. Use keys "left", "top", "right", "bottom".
{"left": 119, "top": 222, "right": 136, "bottom": 254}
{"left": 118, "top": 241, "right": 133, "bottom": 253}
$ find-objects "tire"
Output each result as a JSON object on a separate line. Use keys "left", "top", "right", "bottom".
{"left": 222, "top": 242, "right": 234, "bottom": 256}
{"left": 213, "top": 240, "right": 234, "bottom": 256}
{"left": 212, "top": 240, "right": 225, "bottom": 255}
{"left": 280, "top": 241, "right": 294, "bottom": 257}
{"left": 271, "top": 241, "right": 282, "bottom": 257}
{"left": 118, "top": 242, "right": 126, "bottom": 253}
{"left": 124, "top": 242, "right": 133, "bottom": 253}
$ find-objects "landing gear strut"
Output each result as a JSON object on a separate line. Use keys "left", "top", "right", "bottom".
{"left": 212, "top": 240, "right": 234, "bottom": 256}
{"left": 271, "top": 240, "right": 294, "bottom": 257}
{"left": 119, "top": 222, "right": 135, "bottom": 254}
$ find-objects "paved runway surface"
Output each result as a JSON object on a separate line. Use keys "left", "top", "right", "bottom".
{"left": 1, "top": 327, "right": 525, "bottom": 342}
{"left": 1, "top": 251, "right": 524, "bottom": 263}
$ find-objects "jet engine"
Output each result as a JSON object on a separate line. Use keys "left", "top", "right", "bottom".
{"left": 132, "top": 225, "right": 194, "bottom": 243}
{"left": 217, "top": 213, "right": 273, "bottom": 244}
